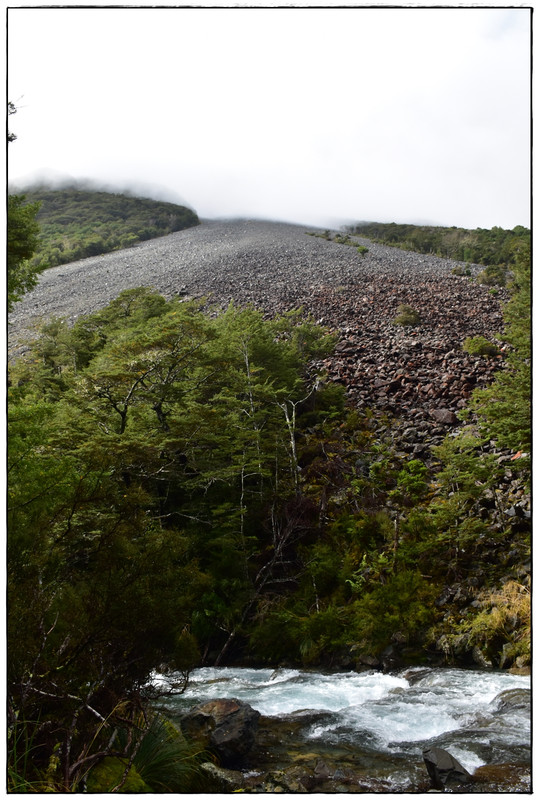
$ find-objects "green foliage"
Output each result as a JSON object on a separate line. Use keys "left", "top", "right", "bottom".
{"left": 7, "top": 105, "right": 44, "bottom": 310}
{"left": 245, "top": 242, "right": 530, "bottom": 665}
{"left": 462, "top": 336, "right": 500, "bottom": 357}
{"left": 8, "top": 292, "right": 344, "bottom": 785}
{"left": 432, "top": 430, "right": 497, "bottom": 504}
{"left": 350, "top": 571, "right": 438, "bottom": 655}
{"left": 7, "top": 194, "right": 43, "bottom": 310}
{"left": 476, "top": 263, "right": 508, "bottom": 286}
{"left": 348, "top": 221, "right": 529, "bottom": 267}
{"left": 250, "top": 601, "right": 351, "bottom": 665}
{"left": 18, "top": 185, "right": 199, "bottom": 268}
{"left": 109, "top": 714, "right": 209, "bottom": 793}
{"left": 7, "top": 234, "right": 532, "bottom": 783}
{"left": 333, "top": 233, "right": 352, "bottom": 244}
{"left": 86, "top": 757, "right": 151, "bottom": 792}
{"left": 469, "top": 246, "right": 531, "bottom": 455}
{"left": 346, "top": 550, "right": 393, "bottom": 594}
{"left": 443, "top": 581, "right": 530, "bottom": 666}
{"left": 452, "top": 264, "right": 472, "bottom": 276}
{"left": 392, "top": 304, "right": 422, "bottom": 326}
{"left": 391, "top": 459, "right": 429, "bottom": 505}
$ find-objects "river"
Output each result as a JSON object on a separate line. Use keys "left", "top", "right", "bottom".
{"left": 155, "top": 665, "right": 531, "bottom": 792}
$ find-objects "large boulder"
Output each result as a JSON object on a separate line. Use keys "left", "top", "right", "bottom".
{"left": 423, "top": 746, "right": 472, "bottom": 789}
{"left": 430, "top": 408, "right": 458, "bottom": 425}
{"left": 492, "top": 687, "right": 531, "bottom": 713}
{"left": 180, "top": 698, "right": 260, "bottom": 766}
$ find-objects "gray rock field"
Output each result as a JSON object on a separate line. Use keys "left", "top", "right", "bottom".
{"left": 8, "top": 218, "right": 507, "bottom": 441}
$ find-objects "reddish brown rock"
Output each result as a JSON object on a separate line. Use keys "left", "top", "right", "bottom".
{"left": 180, "top": 698, "right": 260, "bottom": 766}
{"left": 430, "top": 409, "right": 459, "bottom": 425}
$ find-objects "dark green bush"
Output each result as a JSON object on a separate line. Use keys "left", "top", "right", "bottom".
{"left": 477, "top": 264, "right": 508, "bottom": 286}
{"left": 392, "top": 304, "right": 422, "bottom": 326}
{"left": 349, "top": 571, "right": 438, "bottom": 655}
{"left": 462, "top": 336, "right": 500, "bottom": 357}
{"left": 452, "top": 264, "right": 472, "bottom": 276}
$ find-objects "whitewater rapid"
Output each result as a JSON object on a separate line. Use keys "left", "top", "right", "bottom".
{"left": 154, "top": 666, "right": 530, "bottom": 777}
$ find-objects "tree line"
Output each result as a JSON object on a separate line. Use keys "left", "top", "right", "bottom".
{"left": 347, "top": 221, "right": 530, "bottom": 266}
{"left": 13, "top": 186, "right": 200, "bottom": 269}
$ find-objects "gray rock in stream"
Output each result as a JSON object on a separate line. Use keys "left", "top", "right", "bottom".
{"left": 423, "top": 746, "right": 472, "bottom": 789}
{"left": 180, "top": 697, "right": 260, "bottom": 766}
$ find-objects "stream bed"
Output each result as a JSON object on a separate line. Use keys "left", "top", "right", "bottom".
{"left": 155, "top": 666, "right": 531, "bottom": 792}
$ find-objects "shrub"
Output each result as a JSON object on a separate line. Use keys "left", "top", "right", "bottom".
{"left": 127, "top": 715, "right": 209, "bottom": 792}
{"left": 477, "top": 264, "right": 507, "bottom": 286}
{"left": 357, "top": 245, "right": 369, "bottom": 255}
{"left": 86, "top": 714, "right": 209, "bottom": 793}
{"left": 392, "top": 304, "right": 422, "bottom": 326}
{"left": 462, "top": 336, "right": 500, "bottom": 357}
{"left": 349, "top": 570, "right": 437, "bottom": 655}
{"left": 445, "top": 581, "right": 530, "bottom": 667}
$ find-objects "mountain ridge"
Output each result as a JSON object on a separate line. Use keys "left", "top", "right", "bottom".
{"left": 17, "top": 185, "right": 200, "bottom": 269}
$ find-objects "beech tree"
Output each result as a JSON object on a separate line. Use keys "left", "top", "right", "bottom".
{"left": 469, "top": 244, "right": 531, "bottom": 458}
{"left": 7, "top": 290, "right": 339, "bottom": 787}
{"left": 7, "top": 194, "right": 42, "bottom": 311}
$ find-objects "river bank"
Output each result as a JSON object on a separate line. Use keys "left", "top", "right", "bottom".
{"left": 154, "top": 665, "right": 531, "bottom": 792}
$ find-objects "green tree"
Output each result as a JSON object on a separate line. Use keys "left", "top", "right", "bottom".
{"left": 8, "top": 291, "right": 340, "bottom": 786}
{"left": 7, "top": 193, "right": 43, "bottom": 311}
{"left": 469, "top": 244, "right": 531, "bottom": 457}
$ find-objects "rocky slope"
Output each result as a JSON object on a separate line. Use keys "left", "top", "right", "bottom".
{"left": 12, "top": 216, "right": 522, "bottom": 507}
{"left": 9, "top": 218, "right": 509, "bottom": 445}
{"left": 11, "top": 219, "right": 514, "bottom": 464}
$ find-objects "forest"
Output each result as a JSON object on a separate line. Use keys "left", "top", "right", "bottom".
{"left": 347, "top": 221, "right": 530, "bottom": 267}
{"left": 17, "top": 186, "right": 200, "bottom": 268}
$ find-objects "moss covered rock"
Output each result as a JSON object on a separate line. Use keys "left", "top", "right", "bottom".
{"left": 86, "top": 757, "right": 151, "bottom": 792}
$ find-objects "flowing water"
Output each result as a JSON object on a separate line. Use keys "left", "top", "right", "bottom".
{"left": 155, "top": 666, "right": 531, "bottom": 791}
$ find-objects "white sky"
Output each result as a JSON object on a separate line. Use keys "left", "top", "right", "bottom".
{"left": 7, "top": 6, "right": 531, "bottom": 230}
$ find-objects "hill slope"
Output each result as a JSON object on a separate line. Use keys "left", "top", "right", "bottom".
{"left": 20, "top": 186, "right": 199, "bottom": 268}
{"left": 347, "top": 220, "right": 530, "bottom": 266}
{"left": 6, "top": 218, "right": 515, "bottom": 448}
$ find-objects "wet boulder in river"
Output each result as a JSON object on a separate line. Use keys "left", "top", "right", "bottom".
{"left": 423, "top": 746, "right": 472, "bottom": 789}
{"left": 180, "top": 697, "right": 260, "bottom": 766}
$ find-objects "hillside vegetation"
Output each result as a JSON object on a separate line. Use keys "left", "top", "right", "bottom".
{"left": 21, "top": 186, "right": 199, "bottom": 268}
{"left": 7, "top": 212, "right": 530, "bottom": 790}
{"left": 347, "top": 220, "right": 529, "bottom": 267}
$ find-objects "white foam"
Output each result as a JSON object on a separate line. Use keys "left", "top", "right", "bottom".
{"left": 154, "top": 666, "right": 530, "bottom": 756}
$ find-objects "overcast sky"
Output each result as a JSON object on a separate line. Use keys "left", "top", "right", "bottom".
{"left": 8, "top": 6, "right": 531, "bottom": 230}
